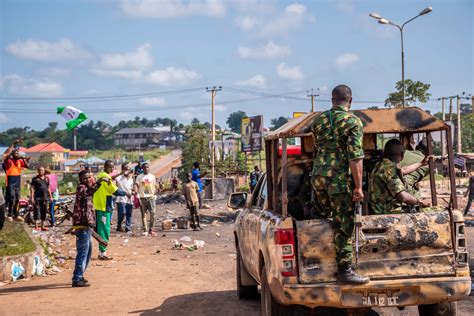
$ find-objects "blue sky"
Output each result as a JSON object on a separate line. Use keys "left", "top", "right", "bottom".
{"left": 0, "top": 0, "right": 472, "bottom": 132}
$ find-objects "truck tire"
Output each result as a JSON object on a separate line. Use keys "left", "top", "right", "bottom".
{"left": 260, "top": 264, "right": 297, "bottom": 316}
{"left": 418, "top": 302, "right": 457, "bottom": 316}
{"left": 236, "top": 245, "right": 259, "bottom": 300}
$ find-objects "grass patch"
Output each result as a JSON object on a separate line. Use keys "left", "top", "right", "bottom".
{"left": 0, "top": 222, "right": 36, "bottom": 257}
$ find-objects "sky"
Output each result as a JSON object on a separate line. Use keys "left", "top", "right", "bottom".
{"left": 0, "top": 0, "right": 473, "bottom": 132}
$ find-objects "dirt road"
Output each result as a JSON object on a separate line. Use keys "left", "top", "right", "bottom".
{"left": 149, "top": 149, "right": 182, "bottom": 179}
{"left": 1, "top": 199, "right": 473, "bottom": 315}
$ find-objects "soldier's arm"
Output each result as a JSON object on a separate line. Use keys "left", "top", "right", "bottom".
{"left": 401, "top": 155, "right": 433, "bottom": 175}
{"left": 347, "top": 117, "right": 365, "bottom": 202}
{"left": 396, "top": 191, "right": 430, "bottom": 207}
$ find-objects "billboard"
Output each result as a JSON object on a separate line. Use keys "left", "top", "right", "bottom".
{"left": 241, "top": 115, "right": 263, "bottom": 152}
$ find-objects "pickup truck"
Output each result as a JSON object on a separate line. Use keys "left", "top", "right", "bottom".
{"left": 230, "top": 107, "right": 471, "bottom": 316}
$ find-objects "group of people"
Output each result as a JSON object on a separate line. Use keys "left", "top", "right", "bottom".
{"left": 310, "top": 85, "right": 434, "bottom": 285}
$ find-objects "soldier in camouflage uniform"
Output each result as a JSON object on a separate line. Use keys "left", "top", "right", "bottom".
{"left": 369, "top": 139, "right": 430, "bottom": 215}
{"left": 400, "top": 139, "right": 429, "bottom": 198}
{"left": 311, "top": 85, "right": 368, "bottom": 284}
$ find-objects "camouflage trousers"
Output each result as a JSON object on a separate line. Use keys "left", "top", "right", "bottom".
{"left": 311, "top": 175, "right": 354, "bottom": 266}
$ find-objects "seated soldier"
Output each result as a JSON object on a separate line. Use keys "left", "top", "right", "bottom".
{"left": 369, "top": 139, "right": 430, "bottom": 215}
{"left": 400, "top": 138, "right": 430, "bottom": 198}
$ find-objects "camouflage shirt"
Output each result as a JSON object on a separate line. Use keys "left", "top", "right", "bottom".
{"left": 369, "top": 158, "right": 406, "bottom": 215}
{"left": 311, "top": 105, "right": 364, "bottom": 194}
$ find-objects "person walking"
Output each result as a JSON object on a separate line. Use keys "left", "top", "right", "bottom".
{"left": 93, "top": 160, "right": 129, "bottom": 260}
{"left": 464, "top": 173, "right": 474, "bottom": 216}
{"left": 2, "top": 140, "right": 29, "bottom": 222}
{"left": 115, "top": 163, "right": 134, "bottom": 232}
{"left": 310, "top": 85, "right": 368, "bottom": 284}
{"left": 249, "top": 166, "right": 261, "bottom": 193}
{"left": 191, "top": 162, "right": 205, "bottom": 209}
{"left": 45, "top": 168, "right": 59, "bottom": 226}
{"left": 30, "top": 166, "right": 52, "bottom": 231}
{"left": 133, "top": 163, "right": 157, "bottom": 236}
{"left": 183, "top": 173, "right": 202, "bottom": 231}
{"left": 71, "top": 170, "right": 99, "bottom": 287}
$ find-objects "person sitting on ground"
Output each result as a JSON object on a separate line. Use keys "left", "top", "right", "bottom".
{"left": 72, "top": 170, "right": 102, "bottom": 287}
{"left": 93, "top": 160, "right": 130, "bottom": 260}
{"left": 183, "top": 173, "right": 202, "bottom": 231}
{"left": 115, "top": 163, "right": 134, "bottom": 232}
{"left": 30, "top": 166, "right": 52, "bottom": 231}
{"left": 400, "top": 138, "right": 430, "bottom": 198}
{"left": 2, "top": 139, "right": 30, "bottom": 222}
{"left": 133, "top": 163, "right": 157, "bottom": 237}
{"left": 369, "top": 139, "right": 431, "bottom": 215}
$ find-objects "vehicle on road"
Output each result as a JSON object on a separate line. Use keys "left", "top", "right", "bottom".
{"left": 230, "top": 107, "right": 471, "bottom": 315}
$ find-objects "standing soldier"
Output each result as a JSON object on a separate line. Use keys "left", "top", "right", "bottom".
{"left": 311, "top": 85, "right": 368, "bottom": 284}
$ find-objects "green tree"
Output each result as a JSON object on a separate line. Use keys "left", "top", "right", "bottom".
{"left": 226, "top": 111, "right": 247, "bottom": 133}
{"left": 38, "top": 152, "right": 54, "bottom": 168}
{"left": 270, "top": 116, "right": 289, "bottom": 131}
{"left": 181, "top": 123, "right": 210, "bottom": 176}
{"left": 461, "top": 113, "right": 474, "bottom": 153}
{"left": 385, "top": 79, "right": 431, "bottom": 108}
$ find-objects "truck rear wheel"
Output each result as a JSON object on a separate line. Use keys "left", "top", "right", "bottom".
{"left": 418, "top": 302, "right": 457, "bottom": 316}
{"left": 261, "top": 264, "right": 298, "bottom": 316}
{"left": 236, "top": 245, "right": 259, "bottom": 299}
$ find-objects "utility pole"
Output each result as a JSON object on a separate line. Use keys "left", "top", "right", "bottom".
{"left": 206, "top": 86, "right": 222, "bottom": 199}
{"left": 456, "top": 95, "right": 462, "bottom": 153}
{"left": 307, "top": 88, "right": 319, "bottom": 112}
{"left": 73, "top": 128, "right": 77, "bottom": 150}
{"left": 472, "top": 95, "right": 474, "bottom": 113}
{"left": 440, "top": 97, "right": 446, "bottom": 157}
{"left": 449, "top": 97, "right": 453, "bottom": 121}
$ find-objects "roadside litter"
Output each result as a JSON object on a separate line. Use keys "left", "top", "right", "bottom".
{"left": 11, "top": 261, "right": 25, "bottom": 281}
{"left": 172, "top": 239, "right": 205, "bottom": 251}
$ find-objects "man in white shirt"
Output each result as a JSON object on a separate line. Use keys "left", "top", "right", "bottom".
{"left": 115, "top": 163, "right": 134, "bottom": 232}
{"left": 133, "top": 163, "right": 157, "bottom": 236}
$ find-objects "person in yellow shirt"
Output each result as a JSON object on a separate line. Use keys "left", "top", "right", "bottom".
{"left": 93, "top": 160, "right": 129, "bottom": 260}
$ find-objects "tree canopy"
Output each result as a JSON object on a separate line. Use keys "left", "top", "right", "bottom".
{"left": 385, "top": 79, "right": 431, "bottom": 108}
{"left": 270, "top": 117, "right": 289, "bottom": 131}
{"left": 226, "top": 111, "right": 247, "bottom": 133}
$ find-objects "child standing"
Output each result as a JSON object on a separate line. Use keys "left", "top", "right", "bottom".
{"left": 72, "top": 170, "right": 98, "bottom": 287}
{"left": 30, "top": 166, "right": 52, "bottom": 231}
{"left": 183, "top": 173, "right": 202, "bottom": 231}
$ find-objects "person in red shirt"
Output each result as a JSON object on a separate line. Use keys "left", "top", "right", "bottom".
{"left": 2, "top": 139, "right": 29, "bottom": 221}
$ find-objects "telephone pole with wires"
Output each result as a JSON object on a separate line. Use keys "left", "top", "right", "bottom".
{"left": 206, "top": 86, "right": 222, "bottom": 199}
{"left": 307, "top": 88, "right": 319, "bottom": 112}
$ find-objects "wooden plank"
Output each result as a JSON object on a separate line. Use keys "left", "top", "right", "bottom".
{"left": 265, "top": 140, "right": 273, "bottom": 210}
{"left": 446, "top": 128, "right": 458, "bottom": 209}
{"left": 426, "top": 132, "right": 438, "bottom": 206}
{"left": 272, "top": 139, "right": 280, "bottom": 214}
{"left": 281, "top": 138, "right": 288, "bottom": 217}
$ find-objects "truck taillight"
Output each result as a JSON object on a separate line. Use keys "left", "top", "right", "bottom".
{"left": 455, "top": 222, "right": 468, "bottom": 266}
{"left": 275, "top": 229, "right": 297, "bottom": 277}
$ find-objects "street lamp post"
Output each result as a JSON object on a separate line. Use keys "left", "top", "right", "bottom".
{"left": 369, "top": 7, "right": 432, "bottom": 107}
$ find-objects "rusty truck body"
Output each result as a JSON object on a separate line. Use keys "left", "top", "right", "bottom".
{"left": 230, "top": 107, "right": 471, "bottom": 315}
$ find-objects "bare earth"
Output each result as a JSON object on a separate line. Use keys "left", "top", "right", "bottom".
{"left": 1, "top": 199, "right": 473, "bottom": 315}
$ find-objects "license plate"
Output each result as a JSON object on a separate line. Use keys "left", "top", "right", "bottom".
{"left": 362, "top": 293, "right": 399, "bottom": 307}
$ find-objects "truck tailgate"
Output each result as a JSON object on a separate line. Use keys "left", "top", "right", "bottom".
{"left": 296, "top": 211, "right": 455, "bottom": 283}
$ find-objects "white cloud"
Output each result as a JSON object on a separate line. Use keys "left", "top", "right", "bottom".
{"left": 90, "top": 44, "right": 154, "bottom": 79}
{"left": 144, "top": 67, "right": 201, "bottom": 86}
{"left": 235, "top": 16, "right": 259, "bottom": 31}
{"left": 0, "top": 74, "right": 63, "bottom": 97}
{"left": 120, "top": 0, "right": 225, "bottom": 18}
{"left": 139, "top": 97, "right": 167, "bottom": 106}
{"left": 38, "top": 67, "right": 70, "bottom": 77}
{"left": 260, "top": 3, "right": 312, "bottom": 36}
{"left": 236, "top": 74, "right": 266, "bottom": 88}
{"left": 0, "top": 113, "right": 9, "bottom": 124}
{"left": 6, "top": 38, "right": 90, "bottom": 62}
{"left": 238, "top": 41, "right": 290, "bottom": 60}
{"left": 276, "top": 63, "right": 304, "bottom": 81}
{"left": 335, "top": 53, "right": 360, "bottom": 70}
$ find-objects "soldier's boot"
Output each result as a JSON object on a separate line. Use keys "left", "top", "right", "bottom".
{"left": 337, "top": 264, "right": 370, "bottom": 284}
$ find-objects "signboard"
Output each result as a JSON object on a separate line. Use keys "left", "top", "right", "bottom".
{"left": 241, "top": 115, "right": 263, "bottom": 152}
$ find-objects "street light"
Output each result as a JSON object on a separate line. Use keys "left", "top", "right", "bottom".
{"left": 369, "top": 7, "right": 433, "bottom": 107}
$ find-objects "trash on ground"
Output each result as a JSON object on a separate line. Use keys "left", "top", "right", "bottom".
{"left": 180, "top": 236, "right": 192, "bottom": 242}
{"left": 11, "top": 261, "right": 25, "bottom": 281}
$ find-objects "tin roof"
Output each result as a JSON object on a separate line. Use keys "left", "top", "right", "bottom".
{"left": 24, "top": 142, "right": 66, "bottom": 153}
{"left": 265, "top": 107, "right": 449, "bottom": 140}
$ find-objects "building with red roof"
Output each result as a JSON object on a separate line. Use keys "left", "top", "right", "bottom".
{"left": 24, "top": 142, "right": 69, "bottom": 168}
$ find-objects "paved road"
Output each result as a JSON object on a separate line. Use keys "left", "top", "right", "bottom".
{"left": 1, "top": 201, "right": 473, "bottom": 315}
{"left": 149, "top": 149, "right": 182, "bottom": 180}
